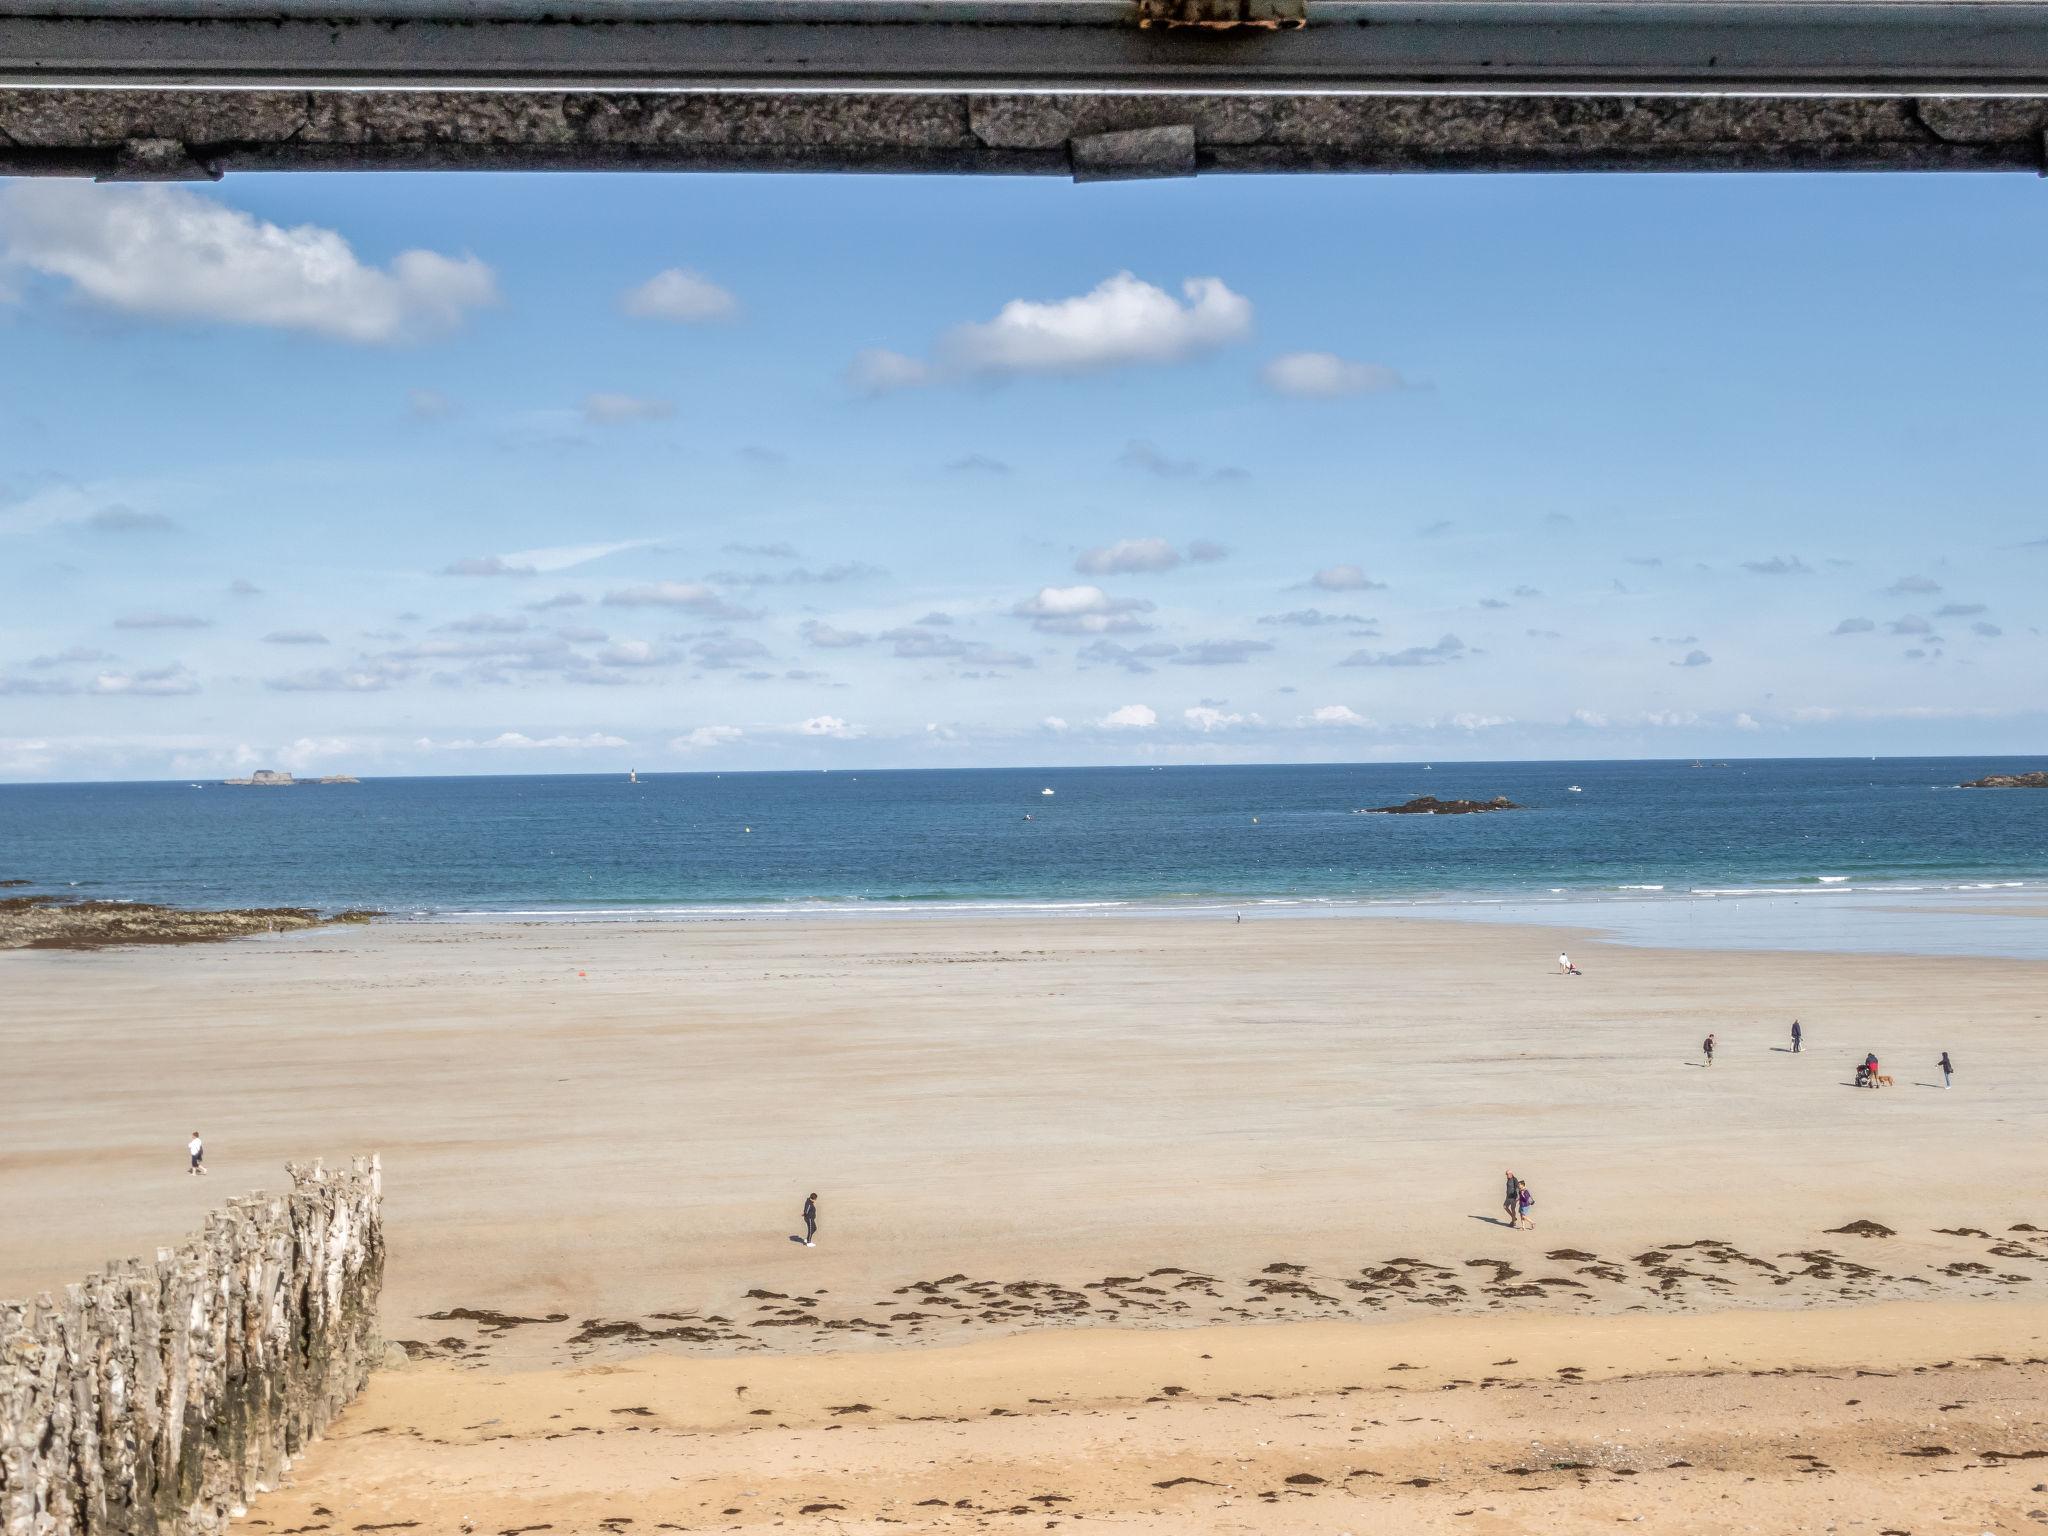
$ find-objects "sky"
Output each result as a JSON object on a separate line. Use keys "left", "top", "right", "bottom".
{"left": 1, "top": 167, "right": 2045, "bottom": 781}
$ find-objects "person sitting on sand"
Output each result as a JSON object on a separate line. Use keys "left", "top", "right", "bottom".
{"left": 187, "top": 1131, "right": 206, "bottom": 1176}
{"left": 1503, "top": 1170, "right": 1521, "bottom": 1227}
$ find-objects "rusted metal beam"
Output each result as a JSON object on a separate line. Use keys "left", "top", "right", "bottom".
{"left": 2, "top": 89, "right": 2045, "bottom": 181}
{"left": 7, "top": 2, "right": 2048, "bottom": 95}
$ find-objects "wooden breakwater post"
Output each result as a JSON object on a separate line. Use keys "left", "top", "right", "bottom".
{"left": 0, "top": 1155, "right": 383, "bottom": 1535}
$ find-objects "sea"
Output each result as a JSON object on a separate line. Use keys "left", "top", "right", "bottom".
{"left": 3, "top": 758, "right": 2046, "bottom": 958}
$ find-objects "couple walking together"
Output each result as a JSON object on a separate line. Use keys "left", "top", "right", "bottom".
{"left": 1502, "top": 1171, "right": 1535, "bottom": 1228}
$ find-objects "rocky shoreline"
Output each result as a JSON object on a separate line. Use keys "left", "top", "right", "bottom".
{"left": 1959, "top": 771, "right": 2048, "bottom": 789}
{"left": 0, "top": 894, "right": 379, "bottom": 951}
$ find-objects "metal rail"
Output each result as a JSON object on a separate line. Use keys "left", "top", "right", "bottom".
{"left": 7, "top": 2, "right": 2048, "bottom": 94}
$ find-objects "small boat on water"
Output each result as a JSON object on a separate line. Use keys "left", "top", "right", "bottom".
{"left": 628, "top": 768, "right": 639, "bottom": 784}
{"left": 1041, "top": 787, "right": 1055, "bottom": 796}
{"left": 1567, "top": 785, "right": 1582, "bottom": 793}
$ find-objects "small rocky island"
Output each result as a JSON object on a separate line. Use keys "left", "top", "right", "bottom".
{"left": 0, "top": 895, "right": 379, "bottom": 950}
{"left": 223, "top": 769, "right": 359, "bottom": 786}
{"left": 1959, "top": 771, "right": 2048, "bottom": 789}
{"left": 1361, "top": 795, "right": 1524, "bottom": 815}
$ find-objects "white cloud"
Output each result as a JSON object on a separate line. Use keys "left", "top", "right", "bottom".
{"left": 1184, "top": 706, "right": 1253, "bottom": 731}
{"left": 1012, "top": 584, "right": 1155, "bottom": 636}
{"left": 1446, "top": 712, "right": 1510, "bottom": 731}
{"left": 1570, "top": 708, "right": 1609, "bottom": 728}
{"left": 1309, "top": 564, "right": 1386, "bottom": 592}
{"left": 621, "top": 267, "right": 738, "bottom": 323}
{"left": 28, "top": 646, "right": 113, "bottom": 669}
{"left": 443, "top": 540, "right": 647, "bottom": 577}
{"left": 89, "top": 664, "right": 199, "bottom": 696}
{"left": 846, "top": 349, "right": 932, "bottom": 395}
{"left": 0, "top": 183, "right": 496, "bottom": 343}
{"left": 1341, "top": 634, "right": 1466, "bottom": 668}
{"left": 1100, "top": 703, "right": 1158, "bottom": 729}
{"left": 598, "top": 639, "right": 672, "bottom": 668}
{"left": 1309, "top": 704, "right": 1372, "bottom": 726}
{"left": 795, "top": 714, "right": 861, "bottom": 739}
{"left": 1261, "top": 352, "right": 1405, "bottom": 398}
{"left": 1042, "top": 715, "right": 1070, "bottom": 732}
{"left": 857, "top": 272, "right": 1252, "bottom": 392}
{"left": 693, "top": 636, "right": 771, "bottom": 670}
{"left": 1171, "top": 639, "right": 1272, "bottom": 667}
{"left": 1740, "top": 555, "right": 1813, "bottom": 576}
{"left": 84, "top": 504, "right": 177, "bottom": 534}
{"left": 264, "top": 661, "right": 414, "bottom": 693}
{"left": 603, "top": 582, "right": 759, "bottom": 621}
{"left": 949, "top": 273, "right": 1250, "bottom": 377}
{"left": 801, "top": 621, "right": 870, "bottom": 649}
{"left": 1076, "top": 537, "right": 1183, "bottom": 576}
{"left": 677, "top": 725, "right": 743, "bottom": 749}
{"left": 1734, "top": 712, "right": 1762, "bottom": 731}
{"left": 582, "top": 393, "right": 674, "bottom": 425}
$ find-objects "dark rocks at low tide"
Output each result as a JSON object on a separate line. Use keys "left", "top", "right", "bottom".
{"left": 1959, "top": 771, "right": 2048, "bottom": 789}
{"left": 0, "top": 894, "right": 379, "bottom": 950}
{"left": 1363, "top": 795, "right": 1524, "bottom": 815}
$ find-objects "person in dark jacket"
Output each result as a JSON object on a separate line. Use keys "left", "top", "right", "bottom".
{"left": 1702, "top": 1033, "right": 1716, "bottom": 1067}
{"left": 1503, "top": 1170, "right": 1522, "bottom": 1228}
{"left": 1938, "top": 1050, "right": 1953, "bottom": 1089}
{"left": 802, "top": 1192, "right": 819, "bottom": 1247}
{"left": 1791, "top": 1019, "right": 1802, "bottom": 1054}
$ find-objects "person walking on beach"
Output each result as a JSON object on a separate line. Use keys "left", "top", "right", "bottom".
{"left": 1938, "top": 1050, "right": 1953, "bottom": 1089}
{"left": 1503, "top": 1170, "right": 1522, "bottom": 1228}
{"left": 1702, "top": 1033, "right": 1716, "bottom": 1067}
{"left": 1516, "top": 1181, "right": 1535, "bottom": 1229}
{"left": 1791, "top": 1019, "right": 1802, "bottom": 1054}
{"left": 187, "top": 1132, "right": 206, "bottom": 1176}
{"left": 802, "top": 1192, "right": 818, "bottom": 1248}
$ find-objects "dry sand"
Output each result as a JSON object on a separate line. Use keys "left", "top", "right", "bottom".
{"left": 5, "top": 914, "right": 2047, "bottom": 1532}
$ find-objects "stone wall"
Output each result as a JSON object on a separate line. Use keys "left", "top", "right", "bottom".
{"left": 0, "top": 1156, "right": 383, "bottom": 1536}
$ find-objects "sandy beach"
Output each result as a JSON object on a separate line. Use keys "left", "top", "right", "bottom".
{"left": 5, "top": 912, "right": 2047, "bottom": 1531}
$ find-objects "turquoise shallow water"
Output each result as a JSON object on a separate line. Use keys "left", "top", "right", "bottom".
{"left": 1, "top": 758, "right": 2044, "bottom": 954}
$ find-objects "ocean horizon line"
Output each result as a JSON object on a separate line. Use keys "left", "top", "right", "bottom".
{"left": 3, "top": 749, "right": 2045, "bottom": 791}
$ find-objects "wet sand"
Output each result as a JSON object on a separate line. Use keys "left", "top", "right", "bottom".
{"left": 253, "top": 1302, "right": 2048, "bottom": 1535}
{"left": 4, "top": 914, "right": 2046, "bottom": 1532}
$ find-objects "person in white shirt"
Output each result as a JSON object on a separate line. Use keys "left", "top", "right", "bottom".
{"left": 188, "top": 1132, "right": 206, "bottom": 1176}
{"left": 1558, "top": 952, "right": 1580, "bottom": 975}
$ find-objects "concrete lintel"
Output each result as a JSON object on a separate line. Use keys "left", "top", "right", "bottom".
{"left": 2, "top": 89, "right": 2047, "bottom": 178}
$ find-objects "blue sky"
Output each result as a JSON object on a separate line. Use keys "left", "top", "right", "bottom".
{"left": 1, "top": 168, "right": 2044, "bottom": 780}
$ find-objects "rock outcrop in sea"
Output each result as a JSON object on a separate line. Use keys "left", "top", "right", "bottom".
{"left": 221, "top": 769, "right": 360, "bottom": 786}
{"left": 1958, "top": 770, "right": 2048, "bottom": 788}
{"left": 1361, "top": 795, "right": 1523, "bottom": 815}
